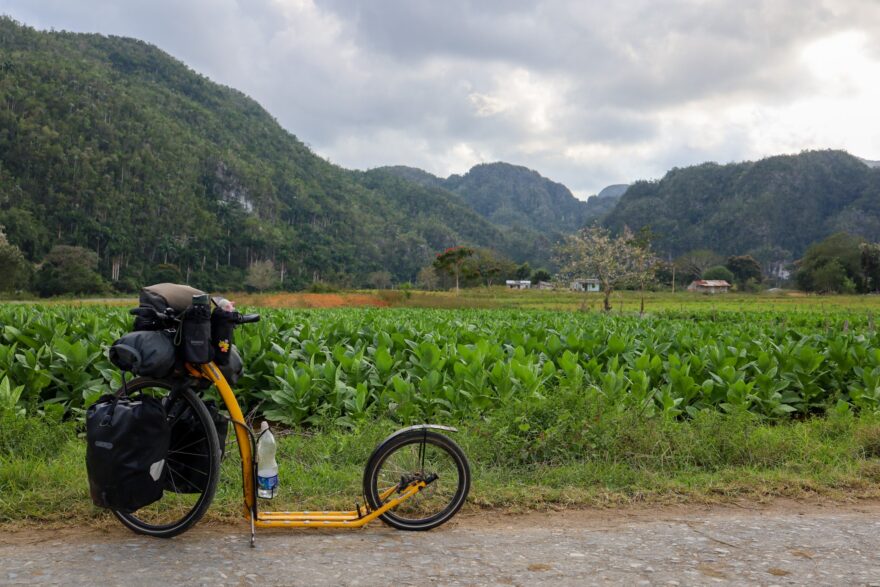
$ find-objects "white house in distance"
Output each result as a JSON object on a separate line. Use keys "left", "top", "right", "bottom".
{"left": 570, "top": 278, "right": 600, "bottom": 292}
{"left": 687, "top": 279, "right": 731, "bottom": 294}
{"left": 505, "top": 280, "right": 532, "bottom": 289}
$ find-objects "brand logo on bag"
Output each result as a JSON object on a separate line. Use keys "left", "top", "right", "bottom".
{"left": 218, "top": 339, "right": 230, "bottom": 353}
{"left": 95, "top": 441, "right": 114, "bottom": 449}
{"left": 150, "top": 459, "right": 165, "bottom": 481}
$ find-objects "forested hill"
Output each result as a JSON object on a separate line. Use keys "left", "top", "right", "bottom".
{"left": 444, "top": 163, "right": 593, "bottom": 232}
{"left": 604, "top": 150, "right": 880, "bottom": 260}
{"left": 0, "top": 18, "right": 549, "bottom": 289}
{"left": 380, "top": 163, "right": 624, "bottom": 234}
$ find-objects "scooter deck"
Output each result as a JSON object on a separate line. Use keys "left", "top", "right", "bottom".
{"left": 254, "top": 484, "right": 421, "bottom": 528}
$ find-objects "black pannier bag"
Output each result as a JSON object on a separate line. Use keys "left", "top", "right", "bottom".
{"left": 163, "top": 399, "right": 228, "bottom": 493}
{"left": 86, "top": 394, "right": 170, "bottom": 512}
{"left": 109, "top": 330, "right": 176, "bottom": 378}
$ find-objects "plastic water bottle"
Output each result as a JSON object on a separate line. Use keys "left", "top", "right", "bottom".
{"left": 256, "top": 421, "right": 278, "bottom": 499}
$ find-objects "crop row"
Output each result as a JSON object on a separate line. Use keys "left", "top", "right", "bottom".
{"left": 1, "top": 305, "right": 878, "bottom": 424}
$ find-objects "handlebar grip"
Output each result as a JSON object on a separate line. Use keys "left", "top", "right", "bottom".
{"left": 237, "top": 313, "right": 260, "bottom": 324}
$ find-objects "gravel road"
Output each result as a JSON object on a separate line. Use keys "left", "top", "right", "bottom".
{"left": 3, "top": 502, "right": 880, "bottom": 586}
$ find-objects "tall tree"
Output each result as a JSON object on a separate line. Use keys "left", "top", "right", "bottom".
{"left": 514, "top": 262, "right": 532, "bottom": 281}
{"left": 465, "top": 248, "right": 515, "bottom": 287}
{"left": 531, "top": 268, "right": 552, "bottom": 284}
{"left": 367, "top": 270, "right": 393, "bottom": 290}
{"left": 433, "top": 246, "right": 474, "bottom": 292}
{"left": 34, "top": 245, "right": 107, "bottom": 297}
{"left": 675, "top": 249, "right": 722, "bottom": 283}
{"left": 416, "top": 265, "right": 439, "bottom": 290}
{"left": 795, "top": 232, "right": 864, "bottom": 293}
{"left": 726, "top": 255, "right": 762, "bottom": 286}
{"left": 555, "top": 226, "right": 656, "bottom": 311}
{"left": 246, "top": 260, "right": 277, "bottom": 292}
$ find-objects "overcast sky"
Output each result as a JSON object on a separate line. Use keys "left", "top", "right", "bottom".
{"left": 3, "top": 0, "right": 880, "bottom": 197}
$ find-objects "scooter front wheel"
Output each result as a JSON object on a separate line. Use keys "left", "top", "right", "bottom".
{"left": 362, "top": 429, "right": 470, "bottom": 531}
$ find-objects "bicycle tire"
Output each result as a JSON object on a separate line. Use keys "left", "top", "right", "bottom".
{"left": 363, "top": 429, "right": 470, "bottom": 531}
{"left": 111, "top": 378, "right": 221, "bottom": 538}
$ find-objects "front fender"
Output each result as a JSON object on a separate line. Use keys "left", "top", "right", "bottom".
{"left": 380, "top": 424, "right": 459, "bottom": 445}
{"left": 368, "top": 424, "right": 459, "bottom": 463}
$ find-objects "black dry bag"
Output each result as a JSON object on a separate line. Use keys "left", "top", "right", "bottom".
{"left": 134, "top": 283, "right": 206, "bottom": 330}
{"left": 109, "top": 330, "right": 176, "bottom": 378}
{"left": 85, "top": 395, "right": 170, "bottom": 512}
{"left": 163, "top": 400, "right": 228, "bottom": 494}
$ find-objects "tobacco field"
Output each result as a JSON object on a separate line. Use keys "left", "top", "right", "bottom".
{"left": 1, "top": 304, "right": 879, "bottom": 425}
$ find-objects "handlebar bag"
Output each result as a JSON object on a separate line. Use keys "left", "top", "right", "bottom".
{"left": 109, "top": 331, "right": 176, "bottom": 378}
{"left": 163, "top": 399, "right": 228, "bottom": 494}
{"left": 86, "top": 394, "right": 170, "bottom": 512}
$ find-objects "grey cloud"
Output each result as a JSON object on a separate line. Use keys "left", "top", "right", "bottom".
{"left": 2, "top": 0, "right": 880, "bottom": 194}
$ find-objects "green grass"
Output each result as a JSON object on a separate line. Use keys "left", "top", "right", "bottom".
{"left": 9, "top": 286, "right": 880, "bottom": 314}
{"left": 3, "top": 403, "right": 880, "bottom": 527}
{"left": 389, "top": 287, "right": 880, "bottom": 313}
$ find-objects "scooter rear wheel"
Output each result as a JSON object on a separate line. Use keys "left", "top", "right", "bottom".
{"left": 111, "top": 378, "right": 221, "bottom": 538}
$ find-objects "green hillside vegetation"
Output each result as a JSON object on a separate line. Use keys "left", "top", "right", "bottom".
{"left": 375, "top": 165, "right": 445, "bottom": 189}
{"left": 0, "top": 18, "right": 548, "bottom": 293}
{"left": 605, "top": 150, "right": 880, "bottom": 263}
